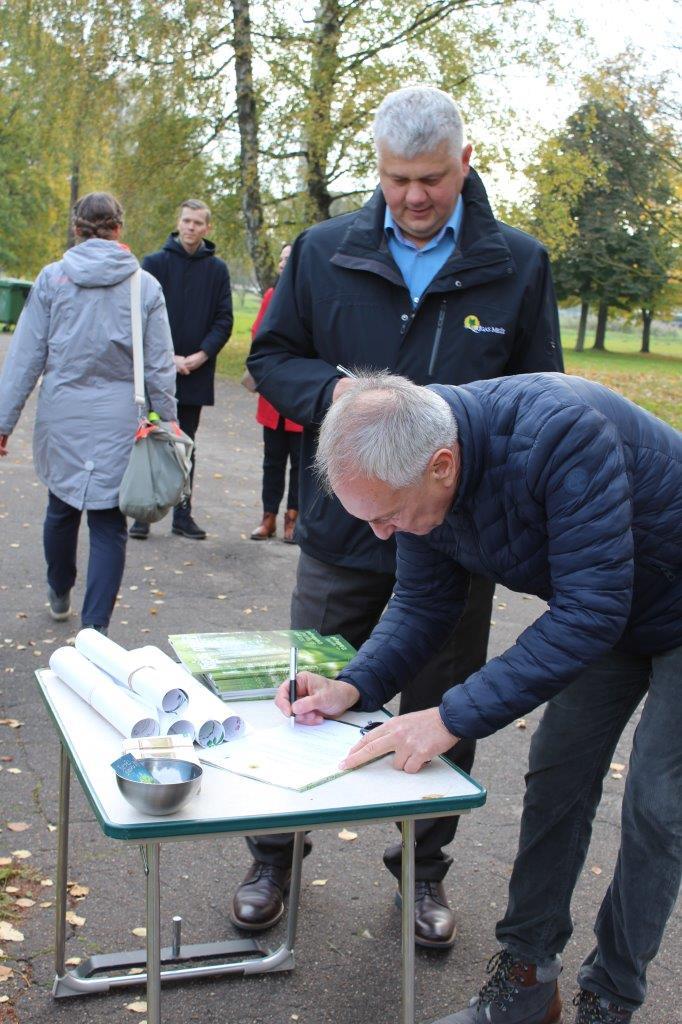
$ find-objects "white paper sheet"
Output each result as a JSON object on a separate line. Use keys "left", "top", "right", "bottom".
{"left": 49, "top": 647, "right": 159, "bottom": 739}
{"left": 75, "top": 630, "right": 187, "bottom": 713}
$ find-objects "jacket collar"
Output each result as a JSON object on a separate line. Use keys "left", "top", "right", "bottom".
{"left": 163, "top": 232, "right": 216, "bottom": 260}
{"left": 331, "top": 169, "right": 514, "bottom": 288}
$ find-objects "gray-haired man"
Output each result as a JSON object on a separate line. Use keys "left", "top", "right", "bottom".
{"left": 243, "top": 85, "right": 563, "bottom": 947}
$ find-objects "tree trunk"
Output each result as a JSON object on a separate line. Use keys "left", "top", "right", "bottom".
{"left": 575, "top": 300, "right": 588, "bottom": 351}
{"left": 305, "top": 0, "right": 343, "bottom": 223}
{"left": 640, "top": 308, "right": 652, "bottom": 353}
{"left": 593, "top": 299, "right": 608, "bottom": 350}
{"left": 66, "top": 159, "right": 79, "bottom": 249}
{"left": 231, "top": 0, "right": 276, "bottom": 293}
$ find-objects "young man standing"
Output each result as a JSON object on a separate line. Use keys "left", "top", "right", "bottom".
{"left": 129, "top": 200, "right": 233, "bottom": 540}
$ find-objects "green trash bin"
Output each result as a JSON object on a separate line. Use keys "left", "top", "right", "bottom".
{"left": 0, "top": 278, "right": 33, "bottom": 327}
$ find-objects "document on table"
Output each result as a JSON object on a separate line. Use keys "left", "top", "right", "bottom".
{"left": 198, "top": 719, "right": 369, "bottom": 791}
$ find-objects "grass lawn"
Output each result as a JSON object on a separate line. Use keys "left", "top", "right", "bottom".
{"left": 217, "top": 297, "right": 681, "bottom": 430}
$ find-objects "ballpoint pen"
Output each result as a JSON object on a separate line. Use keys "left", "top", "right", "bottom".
{"left": 336, "top": 364, "right": 357, "bottom": 378}
{"left": 289, "top": 646, "right": 298, "bottom": 728}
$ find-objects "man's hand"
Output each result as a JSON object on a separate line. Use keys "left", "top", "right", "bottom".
{"left": 274, "top": 671, "right": 360, "bottom": 725}
{"left": 184, "top": 351, "right": 209, "bottom": 373}
{"left": 0, "top": 434, "right": 8, "bottom": 457}
{"left": 340, "top": 707, "right": 458, "bottom": 774}
{"left": 332, "top": 376, "right": 356, "bottom": 402}
{"left": 174, "top": 354, "right": 190, "bottom": 375}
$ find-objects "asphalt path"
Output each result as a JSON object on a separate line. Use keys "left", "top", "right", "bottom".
{"left": 0, "top": 332, "right": 678, "bottom": 1024}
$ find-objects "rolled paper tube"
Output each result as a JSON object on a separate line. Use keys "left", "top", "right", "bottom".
{"left": 49, "top": 647, "right": 159, "bottom": 739}
{"left": 157, "top": 713, "right": 195, "bottom": 741}
{"left": 75, "top": 629, "right": 187, "bottom": 713}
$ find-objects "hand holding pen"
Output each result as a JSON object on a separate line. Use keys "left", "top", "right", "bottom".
{"left": 288, "top": 646, "right": 298, "bottom": 728}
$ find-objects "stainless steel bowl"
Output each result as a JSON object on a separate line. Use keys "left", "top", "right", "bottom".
{"left": 115, "top": 758, "right": 202, "bottom": 816}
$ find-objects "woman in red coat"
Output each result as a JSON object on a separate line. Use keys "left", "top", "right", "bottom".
{"left": 246, "top": 244, "right": 302, "bottom": 542}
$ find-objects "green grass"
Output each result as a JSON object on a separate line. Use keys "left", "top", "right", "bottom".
{"left": 216, "top": 297, "right": 681, "bottom": 430}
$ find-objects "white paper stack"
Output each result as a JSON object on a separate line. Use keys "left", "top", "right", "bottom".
{"left": 75, "top": 630, "right": 188, "bottom": 713}
{"left": 49, "top": 647, "right": 159, "bottom": 739}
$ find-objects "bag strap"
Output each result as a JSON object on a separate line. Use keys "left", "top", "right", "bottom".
{"left": 130, "top": 269, "right": 145, "bottom": 412}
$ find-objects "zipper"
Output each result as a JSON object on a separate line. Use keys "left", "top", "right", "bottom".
{"left": 428, "top": 300, "right": 447, "bottom": 377}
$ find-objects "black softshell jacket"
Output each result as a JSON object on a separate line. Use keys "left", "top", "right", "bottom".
{"left": 247, "top": 169, "right": 564, "bottom": 574}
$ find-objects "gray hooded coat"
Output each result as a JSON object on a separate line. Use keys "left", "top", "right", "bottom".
{"left": 0, "top": 239, "right": 177, "bottom": 510}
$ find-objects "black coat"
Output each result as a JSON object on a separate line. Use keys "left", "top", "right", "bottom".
{"left": 247, "top": 170, "right": 564, "bottom": 574}
{"left": 143, "top": 234, "right": 233, "bottom": 406}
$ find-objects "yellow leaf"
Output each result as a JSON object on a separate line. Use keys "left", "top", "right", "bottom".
{"left": 338, "top": 829, "right": 357, "bottom": 841}
{"left": 40, "top": 878, "right": 53, "bottom": 886}
{"left": 0, "top": 922, "right": 24, "bottom": 942}
{"left": 591, "top": 865, "right": 603, "bottom": 876}
{"left": 311, "top": 879, "right": 327, "bottom": 886}
{"left": 65, "top": 957, "right": 82, "bottom": 966}
{"left": 515, "top": 719, "right": 527, "bottom": 729}
{"left": 11, "top": 850, "right": 31, "bottom": 859}
{"left": 4, "top": 887, "right": 18, "bottom": 894}
{"left": 421, "top": 793, "right": 445, "bottom": 800}
{"left": 610, "top": 762, "right": 625, "bottom": 772}
{"left": 0, "top": 859, "right": 11, "bottom": 867}
{"left": 611, "top": 772, "right": 623, "bottom": 780}
{"left": 0, "top": 966, "right": 14, "bottom": 981}
{"left": 7, "top": 822, "right": 29, "bottom": 832}
{"left": 0, "top": 719, "right": 21, "bottom": 728}
{"left": 132, "top": 926, "right": 146, "bottom": 938}
{"left": 15, "top": 897, "right": 35, "bottom": 908}
{"left": 68, "top": 884, "right": 89, "bottom": 898}
{"left": 125, "top": 1001, "right": 147, "bottom": 1013}
{"left": 65, "top": 911, "right": 85, "bottom": 926}
{"left": 40, "top": 901, "right": 52, "bottom": 908}
{"left": 7, "top": 768, "right": 21, "bottom": 774}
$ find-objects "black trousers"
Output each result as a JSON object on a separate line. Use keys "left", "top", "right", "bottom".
{"left": 261, "top": 422, "right": 301, "bottom": 514}
{"left": 176, "top": 404, "right": 202, "bottom": 509}
{"left": 246, "top": 551, "right": 494, "bottom": 882}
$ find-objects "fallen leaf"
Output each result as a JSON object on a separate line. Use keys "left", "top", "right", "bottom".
{"left": 40, "top": 901, "right": 52, "bottom": 908}
{"left": 338, "top": 829, "right": 357, "bottom": 841}
{"left": 0, "top": 719, "right": 21, "bottom": 728}
{"left": 421, "top": 793, "right": 445, "bottom": 800}
{"left": 4, "top": 887, "right": 18, "bottom": 894}
{"left": 217, "top": 595, "right": 227, "bottom": 600}
{"left": 242, "top": 608, "right": 252, "bottom": 614}
{"left": 47, "top": 824, "right": 57, "bottom": 832}
{"left": 125, "top": 1001, "right": 147, "bottom": 1013}
{"left": 40, "top": 878, "right": 53, "bottom": 886}
{"left": 360, "top": 928, "right": 374, "bottom": 939}
{"left": 65, "top": 957, "right": 82, "bottom": 966}
{"left": 311, "top": 878, "right": 327, "bottom": 886}
{"left": 15, "top": 897, "right": 35, "bottom": 908}
{"left": 149, "top": 608, "right": 158, "bottom": 616}
{"left": 11, "top": 850, "right": 31, "bottom": 860}
{"left": 132, "top": 926, "right": 146, "bottom": 938}
{"left": 143, "top": 565, "right": 154, "bottom": 571}
{"left": 65, "top": 911, "right": 85, "bottom": 926}
{"left": 291, "top": 1016, "right": 299, "bottom": 1022}
{"left": 128, "top": 967, "right": 144, "bottom": 975}
{"left": 68, "top": 884, "right": 89, "bottom": 898}
{"left": 7, "top": 822, "right": 29, "bottom": 832}
{"left": 0, "top": 996, "right": 9, "bottom": 1003}
{"left": 129, "top": 585, "right": 139, "bottom": 591}
{"left": 7, "top": 768, "right": 21, "bottom": 774}
{"left": 611, "top": 772, "right": 623, "bottom": 780}
{"left": 0, "top": 922, "right": 24, "bottom": 942}
{"left": 591, "top": 865, "right": 603, "bottom": 876}
{"left": 0, "top": 966, "right": 14, "bottom": 981}
{"left": 0, "top": 858, "right": 12, "bottom": 867}
{"left": 515, "top": 719, "right": 527, "bottom": 729}
{"left": 610, "top": 762, "right": 625, "bottom": 772}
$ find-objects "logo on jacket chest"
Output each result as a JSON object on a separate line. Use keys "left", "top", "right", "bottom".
{"left": 464, "top": 314, "right": 506, "bottom": 335}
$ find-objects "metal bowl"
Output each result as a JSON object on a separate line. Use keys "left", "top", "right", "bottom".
{"left": 115, "top": 758, "right": 203, "bottom": 816}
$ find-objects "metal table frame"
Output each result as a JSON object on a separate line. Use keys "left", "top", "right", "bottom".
{"left": 38, "top": 672, "right": 486, "bottom": 1024}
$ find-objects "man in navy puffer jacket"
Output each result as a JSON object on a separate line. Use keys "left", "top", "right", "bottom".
{"left": 279, "top": 372, "right": 681, "bottom": 1024}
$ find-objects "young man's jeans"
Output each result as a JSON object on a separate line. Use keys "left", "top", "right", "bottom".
{"left": 44, "top": 492, "right": 127, "bottom": 629}
{"left": 497, "top": 644, "right": 682, "bottom": 1012}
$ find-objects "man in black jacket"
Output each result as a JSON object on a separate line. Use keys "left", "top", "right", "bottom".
{"left": 241, "top": 86, "right": 563, "bottom": 948}
{"left": 129, "top": 200, "right": 233, "bottom": 540}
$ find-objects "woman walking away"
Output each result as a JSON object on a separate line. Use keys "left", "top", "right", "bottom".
{"left": 0, "top": 192, "right": 176, "bottom": 634}
{"left": 245, "top": 243, "right": 302, "bottom": 543}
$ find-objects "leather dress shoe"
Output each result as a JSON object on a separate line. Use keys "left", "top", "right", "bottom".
{"left": 230, "top": 861, "right": 291, "bottom": 931}
{"left": 395, "top": 880, "right": 457, "bottom": 949}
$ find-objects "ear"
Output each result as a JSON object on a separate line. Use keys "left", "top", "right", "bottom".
{"left": 461, "top": 143, "right": 473, "bottom": 178}
{"left": 430, "top": 447, "right": 456, "bottom": 482}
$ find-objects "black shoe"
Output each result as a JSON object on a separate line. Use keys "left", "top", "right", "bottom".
{"left": 172, "top": 514, "right": 207, "bottom": 540}
{"left": 47, "top": 586, "right": 71, "bottom": 621}
{"left": 395, "top": 880, "right": 457, "bottom": 949}
{"left": 128, "top": 521, "right": 150, "bottom": 539}
{"left": 573, "top": 990, "right": 632, "bottom": 1023}
{"left": 230, "top": 861, "right": 291, "bottom": 931}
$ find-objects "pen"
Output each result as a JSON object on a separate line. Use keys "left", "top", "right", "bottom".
{"left": 336, "top": 364, "right": 357, "bottom": 378}
{"left": 289, "top": 646, "right": 298, "bottom": 727}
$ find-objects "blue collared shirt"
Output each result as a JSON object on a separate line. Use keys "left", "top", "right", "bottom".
{"left": 385, "top": 199, "right": 463, "bottom": 307}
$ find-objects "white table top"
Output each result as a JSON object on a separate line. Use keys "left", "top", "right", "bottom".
{"left": 36, "top": 669, "right": 486, "bottom": 842}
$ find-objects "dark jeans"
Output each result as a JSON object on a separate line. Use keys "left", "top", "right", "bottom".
{"left": 44, "top": 492, "right": 127, "bottom": 629}
{"left": 261, "top": 422, "right": 301, "bottom": 514}
{"left": 497, "top": 645, "right": 682, "bottom": 1012}
{"left": 247, "top": 551, "right": 494, "bottom": 882}
{"left": 176, "top": 404, "right": 202, "bottom": 510}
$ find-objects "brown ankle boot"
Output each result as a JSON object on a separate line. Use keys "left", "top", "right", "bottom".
{"left": 282, "top": 509, "right": 298, "bottom": 544}
{"left": 250, "top": 512, "right": 277, "bottom": 540}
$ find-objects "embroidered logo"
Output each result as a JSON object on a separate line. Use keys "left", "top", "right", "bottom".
{"left": 464, "top": 314, "right": 506, "bottom": 335}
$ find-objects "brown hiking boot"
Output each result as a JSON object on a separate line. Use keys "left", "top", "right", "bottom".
{"left": 250, "top": 512, "right": 276, "bottom": 540}
{"left": 282, "top": 509, "right": 298, "bottom": 544}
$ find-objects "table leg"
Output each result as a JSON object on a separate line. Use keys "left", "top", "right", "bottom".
{"left": 285, "top": 831, "right": 305, "bottom": 952}
{"left": 145, "top": 843, "right": 161, "bottom": 1024}
{"left": 54, "top": 744, "right": 71, "bottom": 981}
{"left": 401, "top": 817, "right": 416, "bottom": 1024}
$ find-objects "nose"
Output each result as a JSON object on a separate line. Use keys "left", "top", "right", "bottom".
{"left": 370, "top": 523, "right": 396, "bottom": 540}
{"left": 405, "top": 181, "right": 428, "bottom": 207}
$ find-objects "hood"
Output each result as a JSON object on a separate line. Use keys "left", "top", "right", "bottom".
{"left": 162, "top": 232, "right": 216, "bottom": 260}
{"left": 62, "top": 239, "right": 140, "bottom": 288}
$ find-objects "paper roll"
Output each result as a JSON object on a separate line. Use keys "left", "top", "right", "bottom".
{"left": 50, "top": 647, "right": 159, "bottom": 739}
{"left": 75, "top": 630, "right": 188, "bottom": 713}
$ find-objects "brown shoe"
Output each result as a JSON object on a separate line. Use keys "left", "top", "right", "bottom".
{"left": 396, "top": 880, "right": 457, "bottom": 949}
{"left": 250, "top": 512, "right": 276, "bottom": 540}
{"left": 230, "top": 861, "right": 291, "bottom": 931}
{"left": 282, "top": 509, "right": 298, "bottom": 544}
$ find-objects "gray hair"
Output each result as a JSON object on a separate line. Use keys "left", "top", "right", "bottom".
{"left": 373, "top": 86, "right": 465, "bottom": 159}
{"left": 316, "top": 373, "right": 458, "bottom": 492}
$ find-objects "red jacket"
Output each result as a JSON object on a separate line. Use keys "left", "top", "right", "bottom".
{"left": 251, "top": 289, "right": 302, "bottom": 433}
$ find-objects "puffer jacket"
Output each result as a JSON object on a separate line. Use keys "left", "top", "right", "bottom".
{"left": 340, "top": 373, "right": 682, "bottom": 738}
{"left": 0, "top": 239, "right": 176, "bottom": 509}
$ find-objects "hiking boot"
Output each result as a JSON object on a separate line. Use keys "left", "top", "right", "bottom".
{"left": 128, "top": 521, "right": 150, "bottom": 539}
{"left": 48, "top": 586, "right": 72, "bottom": 621}
{"left": 572, "top": 990, "right": 632, "bottom": 1023}
{"left": 429, "top": 949, "right": 563, "bottom": 1023}
{"left": 282, "top": 509, "right": 298, "bottom": 544}
{"left": 172, "top": 506, "right": 207, "bottom": 540}
{"left": 250, "top": 512, "right": 277, "bottom": 540}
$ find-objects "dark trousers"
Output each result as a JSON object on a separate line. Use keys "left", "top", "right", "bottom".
{"left": 261, "top": 422, "right": 301, "bottom": 514}
{"left": 247, "top": 550, "right": 494, "bottom": 882}
{"left": 176, "top": 404, "right": 202, "bottom": 511}
{"left": 44, "top": 492, "right": 127, "bottom": 629}
{"left": 497, "top": 645, "right": 682, "bottom": 1012}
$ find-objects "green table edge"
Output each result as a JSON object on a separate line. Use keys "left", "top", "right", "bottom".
{"left": 36, "top": 671, "right": 487, "bottom": 842}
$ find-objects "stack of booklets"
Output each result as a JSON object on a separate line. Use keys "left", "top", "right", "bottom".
{"left": 168, "top": 629, "right": 357, "bottom": 701}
